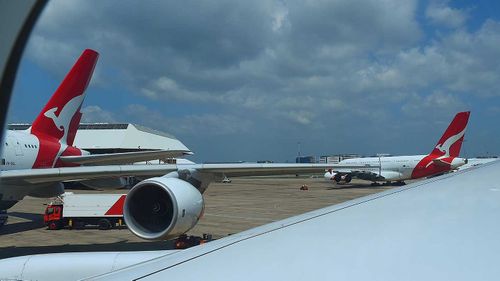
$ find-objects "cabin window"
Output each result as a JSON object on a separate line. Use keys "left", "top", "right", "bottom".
{"left": 4, "top": 142, "right": 7, "bottom": 146}
{"left": 24, "top": 144, "right": 27, "bottom": 148}
{"left": 1, "top": 159, "right": 5, "bottom": 165}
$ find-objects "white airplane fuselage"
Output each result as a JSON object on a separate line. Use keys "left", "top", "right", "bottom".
{"left": 326, "top": 155, "right": 466, "bottom": 183}
{"left": 1, "top": 130, "right": 88, "bottom": 171}
{"left": 1, "top": 130, "right": 39, "bottom": 171}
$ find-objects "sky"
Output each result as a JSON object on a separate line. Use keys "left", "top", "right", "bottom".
{"left": 7, "top": 0, "right": 500, "bottom": 162}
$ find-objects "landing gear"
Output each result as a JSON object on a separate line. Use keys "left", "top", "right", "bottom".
{"left": 333, "top": 174, "right": 342, "bottom": 183}
{"left": 344, "top": 174, "right": 352, "bottom": 183}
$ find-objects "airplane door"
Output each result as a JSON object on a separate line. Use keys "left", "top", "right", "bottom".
{"left": 7, "top": 136, "right": 23, "bottom": 156}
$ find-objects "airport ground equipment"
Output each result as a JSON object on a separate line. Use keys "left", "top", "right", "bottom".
{"left": 174, "top": 234, "right": 214, "bottom": 249}
{"left": 44, "top": 193, "right": 126, "bottom": 230}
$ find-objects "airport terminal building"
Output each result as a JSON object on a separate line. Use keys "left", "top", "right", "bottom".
{"left": 8, "top": 123, "right": 190, "bottom": 157}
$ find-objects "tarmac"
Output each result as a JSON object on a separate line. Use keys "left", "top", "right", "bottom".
{"left": 0, "top": 176, "right": 399, "bottom": 259}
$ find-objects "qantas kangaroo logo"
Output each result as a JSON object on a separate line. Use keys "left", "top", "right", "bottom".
{"left": 43, "top": 94, "right": 84, "bottom": 144}
{"left": 425, "top": 127, "right": 466, "bottom": 168}
{"left": 434, "top": 127, "right": 466, "bottom": 157}
{"left": 43, "top": 94, "right": 85, "bottom": 167}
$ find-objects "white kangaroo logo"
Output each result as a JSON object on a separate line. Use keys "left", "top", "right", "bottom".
{"left": 426, "top": 127, "right": 466, "bottom": 168}
{"left": 43, "top": 95, "right": 84, "bottom": 144}
{"left": 43, "top": 94, "right": 84, "bottom": 167}
{"left": 435, "top": 128, "right": 466, "bottom": 157}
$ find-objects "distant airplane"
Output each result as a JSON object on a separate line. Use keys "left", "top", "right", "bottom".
{"left": 324, "top": 111, "right": 470, "bottom": 185}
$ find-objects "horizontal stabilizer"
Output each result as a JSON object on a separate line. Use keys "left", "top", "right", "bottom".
{"left": 432, "top": 158, "right": 451, "bottom": 167}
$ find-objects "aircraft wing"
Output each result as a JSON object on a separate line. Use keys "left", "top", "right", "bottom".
{"left": 331, "top": 165, "right": 382, "bottom": 180}
{"left": 89, "top": 160, "right": 500, "bottom": 280}
{"left": 332, "top": 164, "right": 379, "bottom": 174}
{"left": 181, "top": 163, "right": 374, "bottom": 177}
{"left": 59, "top": 149, "right": 192, "bottom": 165}
{"left": 0, "top": 163, "right": 374, "bottom": 185}
{"left": 0, "top": 165, "right": 178, "bottom": 184}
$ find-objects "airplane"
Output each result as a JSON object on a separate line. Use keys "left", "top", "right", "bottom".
{"left": 324, "top": 111, "right": 470, "bottom": 186}
{"left": 0, "top": 49, "right": 190, "bottom": 214}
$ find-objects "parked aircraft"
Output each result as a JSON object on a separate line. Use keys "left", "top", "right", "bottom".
{"left": 0, "top": 49, "right": 189, "bottom": 214}
{"left": 324, "top": 111, "right": 470, "bottom": 185}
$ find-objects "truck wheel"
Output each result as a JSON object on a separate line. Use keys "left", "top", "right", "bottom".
{"left": 74, "top": 221, "right": 85, "bottom": 229}
{"left": 98, "top": 219, "right": 111, "bottom": 230}
{"left": 48, "top": 221, "right": 60, "bottom": 230}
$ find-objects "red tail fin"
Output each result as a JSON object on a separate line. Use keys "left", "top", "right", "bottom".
{"left": 430, "top": 111, "right": 470, "bottom": 158}
{"left": 31, "top": 49, "right": 99, "bottom": 146}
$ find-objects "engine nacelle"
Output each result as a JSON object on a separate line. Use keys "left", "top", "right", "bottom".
{"left": 379, "top": 170, "right": 403, "bottom": 181}
{"left": 124, "top": 177, "right": 204, "bottom": 241}
{"left": 324, "top": 171, "right": 352, "bottom": 183}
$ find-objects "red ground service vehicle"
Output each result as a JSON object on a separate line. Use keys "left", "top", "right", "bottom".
{"left": 44, "top": 193, "right": 126, "bottom": 230}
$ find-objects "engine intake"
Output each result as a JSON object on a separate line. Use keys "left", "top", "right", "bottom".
{"left": 124, "top": 177, "right": 204, "bottom": 241}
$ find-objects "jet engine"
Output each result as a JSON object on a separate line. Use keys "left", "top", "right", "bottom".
{"left": 324, "top": 171, "right": 352, "bottom": 183}
{"left": 124, "top": 177, "right": 204, "bottom": 241}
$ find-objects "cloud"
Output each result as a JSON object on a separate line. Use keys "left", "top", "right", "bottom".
{"left": 81, "top": 106, "right": 117, "bottom": 123}
{"left": 401, "top": 91, "right": 467, "bottom": 117}
{"left": 426, "top": 0, "right": 469, "bottom": 29}
{"left": 14, "top": 0, "right": 500, "bottom": 160}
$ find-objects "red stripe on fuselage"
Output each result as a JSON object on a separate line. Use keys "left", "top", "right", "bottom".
{"left": 32, "top": 134, "right": 83, "bottom": 168}
{"left": 411, "top": 155, "right": 453, "bottom": 179}
{"left": 32, "top": 136, "right": 61, "bottom": 168}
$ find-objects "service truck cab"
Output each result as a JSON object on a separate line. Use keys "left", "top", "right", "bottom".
{"left": 44, "top": 193, "right": 126, "bottom": 230}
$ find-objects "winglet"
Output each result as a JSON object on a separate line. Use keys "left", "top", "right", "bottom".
{"left": 31, "top": 49, "right": 99, "bottom": 145}
{"left": 430, "top": 111, "right": 470, "bottom": 158}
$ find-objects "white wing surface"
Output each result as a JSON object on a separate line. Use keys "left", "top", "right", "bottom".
{"left": 0, "top": 163, "right": 365, "bottom": 185}
{"left": 91, "top": 160, "right": 500, "bottom": 280}
{"left": 59, "top": 150, "right": 192, "bottom": 165}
